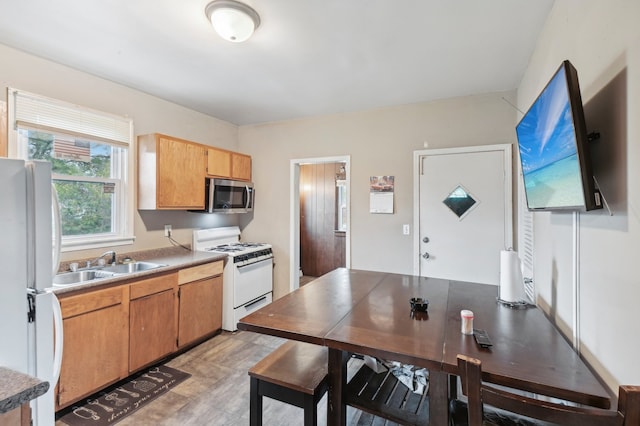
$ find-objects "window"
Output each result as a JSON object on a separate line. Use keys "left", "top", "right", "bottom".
{"left": 8, "top": 89, "right": 135, "bottom": 251}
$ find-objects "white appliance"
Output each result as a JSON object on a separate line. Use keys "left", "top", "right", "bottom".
{"left": 192, "top": 226, "right": 273, "bottom": 331}
{"left": 0, "top": 158, "right": 63, "bottom": 425}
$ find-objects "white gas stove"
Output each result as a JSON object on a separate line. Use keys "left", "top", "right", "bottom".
{"left": 193, "top": 226, "right": 273, "bottom": 331}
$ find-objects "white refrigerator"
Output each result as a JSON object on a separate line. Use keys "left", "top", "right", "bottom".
{"left": 0, "top": 158, "right": 63, "bottom": 425}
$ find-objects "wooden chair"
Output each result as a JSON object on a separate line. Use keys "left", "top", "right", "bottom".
{"left": 248, "top": 341, "right": 328, "bottom": 426}
{"left": 451, "top": 354, "right": 640, "bottom": 426}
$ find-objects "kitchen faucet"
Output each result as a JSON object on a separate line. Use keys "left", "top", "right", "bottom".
{"left": 88, "top": 251, "right": 117, "bottom": 267}
{"left": 69, "top": 251, "right": 117, "bottom": 271}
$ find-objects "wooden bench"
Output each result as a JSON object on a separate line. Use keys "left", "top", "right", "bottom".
{"left": 248, "top": 341, "right": 328, "bottom": 426}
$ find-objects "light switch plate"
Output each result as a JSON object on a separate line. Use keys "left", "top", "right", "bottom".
{"left": 403, "top": 224, "right": 410, "bottom": 235}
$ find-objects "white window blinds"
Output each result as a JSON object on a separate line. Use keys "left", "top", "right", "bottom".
{"left": 10, "top": 88, "right": 132, "bottom": 146}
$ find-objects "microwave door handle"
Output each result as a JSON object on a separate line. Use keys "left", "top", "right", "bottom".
{"left": 245, "top": 185, "right": 250, "bottom": 209}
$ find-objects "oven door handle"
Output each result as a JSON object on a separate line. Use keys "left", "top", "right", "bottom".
{"left": 236, "top": 257, "right": 273, "bottom": 269}
{"left": 244, "top": 295, "right": 268, "bottom": 310}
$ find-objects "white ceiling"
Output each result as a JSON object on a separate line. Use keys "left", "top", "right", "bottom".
{"left": 0, "top": 0, "right": 554, "bottom": 126}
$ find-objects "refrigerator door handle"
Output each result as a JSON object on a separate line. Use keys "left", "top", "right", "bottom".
{"left": 51, "top": 293, "right": 64, "bottom": 385}
{"left": 52, "top": 184, "right": 62, "bottom": 276}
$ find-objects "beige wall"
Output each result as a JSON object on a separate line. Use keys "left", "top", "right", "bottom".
{"left": 517, "top": 0, "right": 640, "bottom": 390}
{"left": 6, "top": 4, "right": 633, "bottom": 392}
{"left": 0, "top": 43, "right": 241, "bottom": 262}
{"left": 238, "top": 93, "right": 517, "bottom": 299}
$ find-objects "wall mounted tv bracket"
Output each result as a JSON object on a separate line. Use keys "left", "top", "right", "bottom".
{"left": 587, "top": 131, "right": 612, "bottom": 216}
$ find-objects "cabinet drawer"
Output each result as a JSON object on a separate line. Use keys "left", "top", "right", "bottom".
{"left": 60, "top": 286, "right": 126, "bottom": 319}
{"left": 130, "top": 272, "right": 177, "bottom": 299}
{"left": 178, "top": 261, "right": 223, "bottom": 285}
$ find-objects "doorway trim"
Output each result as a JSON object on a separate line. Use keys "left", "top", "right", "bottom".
{"left": 290, "top": 155, "right": 351, "bottom": 292}
{"left": 412, "top": 144, "right": 513, "bottom": 276}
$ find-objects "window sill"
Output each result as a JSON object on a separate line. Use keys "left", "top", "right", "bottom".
{"left": 61, "top": 235, "right": 136, "bottom": 253}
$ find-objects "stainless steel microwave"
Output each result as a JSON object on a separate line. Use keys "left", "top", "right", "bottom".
{"left": 195, "top": 178, "right": 254, "bottom": 214}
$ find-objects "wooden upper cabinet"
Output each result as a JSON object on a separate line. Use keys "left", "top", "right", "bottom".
{"left": 207, "top": 148, "right": 252, "bottom": 181}
{"left": 207, "top": 147, "right": 232, "bottom": 178}
{"left": 231, "top": 152, "right": 252, "bottom": 181}
{"left": 138, "top": 133, "right": 206, "bottom": 210}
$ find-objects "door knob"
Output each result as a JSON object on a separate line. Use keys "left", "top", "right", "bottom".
{"left": 422, "top": 237, "right": 430, "bottom": 243}
{"left": 422, "top": 252, "right": 430, "bottom": 259}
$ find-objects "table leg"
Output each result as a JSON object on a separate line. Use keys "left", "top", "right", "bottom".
{"left": 327, "top": 348, "right": 349, "bottom": 426}
{"left": 429, "top": 370, "right": 449, "bottom": 425}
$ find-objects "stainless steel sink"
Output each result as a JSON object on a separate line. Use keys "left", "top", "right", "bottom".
{"left": 52, "top": 269, "right": 117, "bottom": 287}
{"left": 101, "top": 261, "right": 167, "bottom": 274}
{"left": 52, "top": 262, "right": 166, "bottom": 287}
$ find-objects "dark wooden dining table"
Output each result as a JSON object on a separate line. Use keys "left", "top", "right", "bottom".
{"left": 237, "top": 268, "right": 611, "bottom": 425}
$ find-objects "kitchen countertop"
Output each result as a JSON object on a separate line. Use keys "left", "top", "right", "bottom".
{"left": 0, "top": 247, "right": 225, "bottom": 414}
{"left": 0, "top": 367, "right": 49, "bottom": 414}
{"left": 50, "top": 247, "right": 227, "bottom": 295}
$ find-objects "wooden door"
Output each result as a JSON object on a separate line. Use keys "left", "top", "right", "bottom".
{"left": 157, "top": 136, "right": 205, "bottom": 209}
{"left": 416, "top": 145, "right": 512, "bottom": 285}
{"left": 299, "top": 162, "right": 346, "bottom": 277}
{"left": 129, "top": 274, "right": 177, "bottom": 372}
{"left": 178, "top": 276, "right": 222, "bottom": 347}
{"left": 206, "top": 147, "right": 232, "bottom": 177}
{"left": 57, "top": 286, "right": 129, "bottom": 409}
{"left": 129, "top": 289, "right": 176, "bottom": 372}
{"left": 231, "top": 152, "right": 252, "bottom": 181}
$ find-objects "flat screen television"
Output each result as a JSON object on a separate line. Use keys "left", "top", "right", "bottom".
{"left": 515, "top": 60, "right": 602, "bottom": 211}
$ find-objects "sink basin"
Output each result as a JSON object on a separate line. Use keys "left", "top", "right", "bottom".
{"left": 53, "top": 269, "right": 117, "bottom": 287}
{"left": 52, "top": 262, "right": 167, "bottom": 287}
{"left": 101, "top": 261, "right": 167, "bottom": 274}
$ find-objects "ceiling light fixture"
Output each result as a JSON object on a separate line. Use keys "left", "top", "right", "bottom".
{"left": 205, "top": 0, "right": 260, "bottom": 43}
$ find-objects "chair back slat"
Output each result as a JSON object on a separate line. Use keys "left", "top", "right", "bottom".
{"left": 482, "top": 385, "right": 620, "bottom": 426}
{"left": 456, "top": 355, "right": 640, "bottom": 426}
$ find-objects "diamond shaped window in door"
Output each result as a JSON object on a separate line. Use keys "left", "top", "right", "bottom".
{"left": 443, "top": 185, "right": 478, "bottom": 219}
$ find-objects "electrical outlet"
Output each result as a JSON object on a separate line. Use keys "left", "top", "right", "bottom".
{"left": 403, "top": 224, "right": 410, "bottom": 235}
{"left": 164, "top": 224, "right": 172, "bottom": 237}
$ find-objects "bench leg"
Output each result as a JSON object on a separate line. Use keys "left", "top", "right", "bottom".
{"left": 250, "top": 377, "right": 263, "bottom": 426}
{"left": 303, "top": 393, "right": 317, "bottom": 426}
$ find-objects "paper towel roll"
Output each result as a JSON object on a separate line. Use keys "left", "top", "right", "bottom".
{"left": 499, "top": 249, "right": 525, "bottom": 303}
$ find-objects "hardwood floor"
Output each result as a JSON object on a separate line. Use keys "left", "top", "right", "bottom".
{"left": 299, "top": 275, "right": 317, "bottom": 287}
{"left": 57, "top": 331, "right": 393, "bottom": 425}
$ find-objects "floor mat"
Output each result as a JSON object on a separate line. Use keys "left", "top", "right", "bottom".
{"left": 57, "top": 364, "right": 190, "bottom": 426}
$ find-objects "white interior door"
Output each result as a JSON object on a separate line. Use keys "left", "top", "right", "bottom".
{"left": 414, "top": 145, "right": 512, "bottom": 285}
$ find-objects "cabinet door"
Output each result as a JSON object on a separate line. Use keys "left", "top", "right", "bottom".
{"left": 129, "top": 288, "right": 176, "bottom": 372}
{"left": 157, "top": 136, "right": 205, "bottom": 209}
{"left": 178, "top": 275, "right": 222, "bottom": 347}
{"left": 231, "top": 152, "right": 252, "bottom": 181}
{"left": 57, "top": 286, "right": 129, "bottom": 409}
{"left": 206, "top": 147, "right": 231, "bottom": 178}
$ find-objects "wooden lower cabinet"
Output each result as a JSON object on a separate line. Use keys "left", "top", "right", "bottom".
{"left": 56, "top": 286, "right": 130, "bottom": 409}
{"left": 54, "top": 262, "right": 221, "bottom": 411}
{"left": 129, "top": 273, "right": 178, "bottom": 372}
{"left": 0, "top": 404, "right": 29, "bottom": 426}
{"left": 178, "top": 276, "right": 222, "bottom": 347}
{"left": 177, "top": 261, "right": 223, "bottom": 348}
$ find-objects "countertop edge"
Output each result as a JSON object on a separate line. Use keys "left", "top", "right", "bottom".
{"left": 0, "top": 367, "right": 49, "bottom": 414}
{"left": 50, "top": 249, "right": 227, "bottom": 295}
